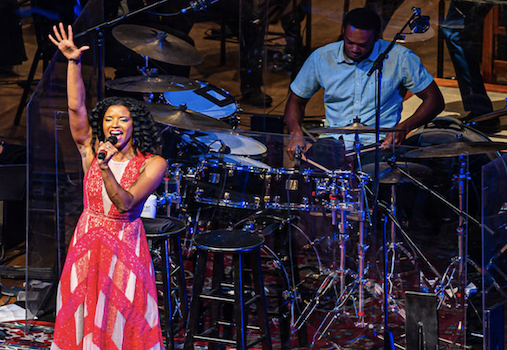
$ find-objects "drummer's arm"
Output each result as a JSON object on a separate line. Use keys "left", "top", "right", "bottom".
{"left": 285, "top": 91, "right": 310, "bottom": 160}
{"left": 382, "top": 81, "right": 444, "bottom": 147}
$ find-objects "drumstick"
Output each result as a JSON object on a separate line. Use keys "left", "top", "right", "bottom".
{"left": 301, "top": 153, "right": 332, "bottom": 172}
{"left": 301, "top": 125, "right": 318, "bottom": 142}
{"left": 346, "top": 146, "right": 377, "bottom": 157}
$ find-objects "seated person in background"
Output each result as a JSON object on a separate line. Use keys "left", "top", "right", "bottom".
{"left": 441, "top": 0, "right": 501, "bottom": 134}
{"left": 284, "top": 7, "right": 445, "bottom": 170}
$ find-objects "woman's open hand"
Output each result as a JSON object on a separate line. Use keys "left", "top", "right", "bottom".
{"left": 48, "top": 23, "right": 89, "bottom": 61}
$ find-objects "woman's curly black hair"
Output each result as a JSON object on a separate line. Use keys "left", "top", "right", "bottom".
{"left": 89, "top": 97, "right": 161, "bottom": 156}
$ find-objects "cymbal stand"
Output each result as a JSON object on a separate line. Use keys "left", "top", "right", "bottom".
{"left": 292, "top": 171, "right": 368, "bottom": 334}
{"left": 159, "top": 163, "right": 183, "bottom": 217}
{"left": 394, "top": 158, "right": 491, "bottom": 308}
{"left": 378, "top": 199, "right": 442, "bottom": 277}
{"left": 383, "top": 159, "right": 418, "bottom": 296}
{"left": 306, "top": 185, "right": 370, "bottom": 346}
{"left": 291, "top": 182, "right": 352, "bottom": 333}
{"left": 436, "top": 154, "right": 468, "bottom": 308}
{"left": 293, "top": 174, "right": 371, "bottom": 346}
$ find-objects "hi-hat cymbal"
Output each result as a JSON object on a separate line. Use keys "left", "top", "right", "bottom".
{"left": 309, "top": 120, "right": 401, "bottom": 134}
{"left": 105, "top": 75, "right": 201, "bottom": 93}
{"left": 404, "top": 141, "right": 507, "bottom": 158}
{"left": 144, "top": 103, "right": 232, "bottom": 131}
{"left": 195, "top": 132, "right": 267, "bottom": 156}
{"left": 363, "top": 162, "right": 433, "bottom": 184}
{"left": 112, "top": 24, "right": 203, "bottom": 66}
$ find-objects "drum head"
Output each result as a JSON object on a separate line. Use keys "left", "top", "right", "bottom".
{"left": 195, "top": 132, "right": 267, "bottom": 157}
{"left": 163, "top": 83, "right": 237, "bottom": 119}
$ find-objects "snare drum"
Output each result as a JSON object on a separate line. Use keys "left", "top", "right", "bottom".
{"left": 163, "top": 82, "right": 239, "bottom": 126}
{"left": 264, "top": 168, "right": 359, "bottom": 211}
{"left": 193, "top": 156, "right": 271, "bottom": 210}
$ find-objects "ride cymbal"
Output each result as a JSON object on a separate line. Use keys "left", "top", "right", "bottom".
{"left": 112, "top": 24, "right": 203, "bottom": 66}
{"left": 144, "top": 103, "right": 232, "bottom": 131}
{"left": 309, "top": 120, "right": 401, "bottom": 134}
{"left": 105, "top": 75, "right": 201, "bottom": 93}
{"left": 404, "top": 141, "right": 507, "bottom": 158}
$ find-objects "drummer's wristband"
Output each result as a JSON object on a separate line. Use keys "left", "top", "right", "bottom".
{"left": 68, "top": 58, "right": 81, "bottom": 63}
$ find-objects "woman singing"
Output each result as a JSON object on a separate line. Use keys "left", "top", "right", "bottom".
{"left": 49, "top": 23, "right": 167, "bottom": 349}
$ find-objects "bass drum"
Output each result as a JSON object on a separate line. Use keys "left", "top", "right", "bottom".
{"left": 400, "top": 116, "right": 500, "bottom": 234}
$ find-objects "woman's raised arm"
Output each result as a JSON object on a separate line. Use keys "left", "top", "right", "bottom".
{"left": 49, "top": 23, "right": 92, "bottom": 150}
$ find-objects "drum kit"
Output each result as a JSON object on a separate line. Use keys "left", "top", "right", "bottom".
{"left": 107, "top": 24, "right": 507, "bottom": 346}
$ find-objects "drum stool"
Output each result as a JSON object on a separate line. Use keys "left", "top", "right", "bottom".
{"left": 142, "top": 217, "right": 188, "bottom": 350}
{"left": 183, "top": 229, "right": 272, "bottom": 350}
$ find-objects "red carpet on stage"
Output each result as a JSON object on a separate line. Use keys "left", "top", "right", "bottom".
{"left": 0, "top": 321, "right": 54, "bottom": 349}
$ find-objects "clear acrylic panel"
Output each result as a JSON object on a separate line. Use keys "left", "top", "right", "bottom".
{"left": 20, "top": 0, "right": 507, "bottom": 347}
{"left": 482, "top": 153, "right": 507, "bottom": 349}
{"left": 25, "top": 0, "right": 103, "bottom": 323}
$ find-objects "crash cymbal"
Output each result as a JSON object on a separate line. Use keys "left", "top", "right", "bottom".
{"left": 144, "top": 103, "right": 232, "bottom": 131}
{"left": 112, "top": 24, "right": 203, "bottom": 66}
{"left": 404, "top": 141, "right": 507, "bottom": 158}
{"left": 363, "top": 162, "right": 432, "bottom": 184}
{"left": 466, "top": 106, "right": 507, "bottom": 123}
{"left": 309, "top": 120, "right": 401, "bottom": 134}
{"left": 105, "top": 75, "right": 201, "bottom": 93}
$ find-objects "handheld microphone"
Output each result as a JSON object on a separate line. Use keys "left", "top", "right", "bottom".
{"left": 98, "top": 136, "right": 118, "bottom": 160}
{"left": 181, "top": 0, "right": 219, "bottom": 13}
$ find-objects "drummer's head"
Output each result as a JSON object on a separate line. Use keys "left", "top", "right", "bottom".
{"left": 90, "top": 97, "right": 160, "bottom": 155}
{"left": 342, "top": 8, "right": 381, "bottom": 63}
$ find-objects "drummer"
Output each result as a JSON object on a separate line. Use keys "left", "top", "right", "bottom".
{"left": 284, "top": 7, "right": 445, "bottom": 169}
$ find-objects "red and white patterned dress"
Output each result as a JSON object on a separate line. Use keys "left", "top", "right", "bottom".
{"left": 51, "top": 153, "right": 164, "bottom": 350}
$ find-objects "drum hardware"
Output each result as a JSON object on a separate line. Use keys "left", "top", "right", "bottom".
{"left": 393, "top": 160, "right": 497, "bottom": 310}
{"left": 292, "top": 170, "right": 371, "bottom": 342}
{"left": 159, "top": 163, "right": 183, "bottom": 217}
{"left": 364, "top": 158, "right": 433, "bottom": 300}
{"left": 112, "top": 24, "right": 204, "bottom": 66}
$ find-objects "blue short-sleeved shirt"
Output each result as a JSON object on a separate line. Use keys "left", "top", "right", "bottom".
{"left": 290, "top": 39, "right": 434, "bottom": 147}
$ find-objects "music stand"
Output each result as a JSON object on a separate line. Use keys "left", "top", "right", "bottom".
{"left": 405, "top": 291, "right": 439, "bottom": 350}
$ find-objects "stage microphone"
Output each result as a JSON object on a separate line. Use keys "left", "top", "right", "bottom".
{"left": 98, "top": 136, "right": 118, "bottom": 160}
{"left": 409, "top": 7, "right": 430, "bottom": 33}
{"left": 181, "top": 0, "right": 219, "bottom": 13}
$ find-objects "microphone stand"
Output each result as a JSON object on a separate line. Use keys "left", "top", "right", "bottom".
{"left": 73, "top": 0, "right": 171, "bottom": 101}
{"left": 366, "top": 8, "right": 422, "bottom": 350}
